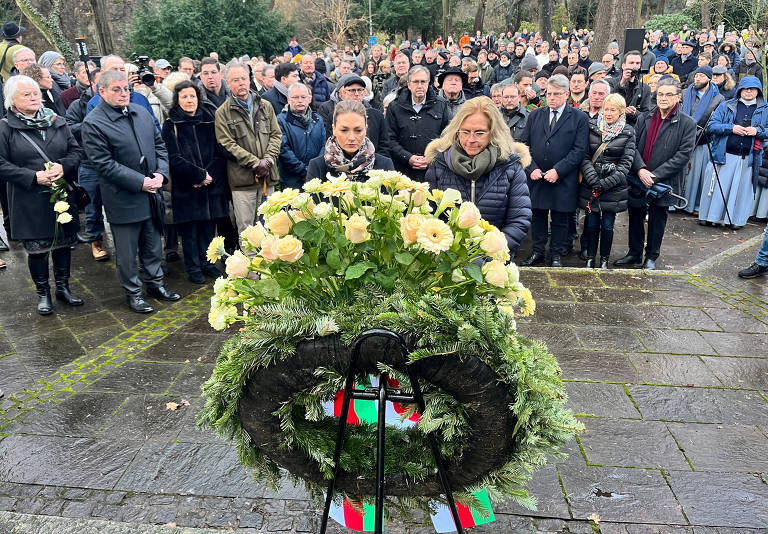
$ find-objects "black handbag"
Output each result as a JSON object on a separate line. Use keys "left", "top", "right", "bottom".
{"left": 14, "top": 128, "right": 91, "bottom": 209}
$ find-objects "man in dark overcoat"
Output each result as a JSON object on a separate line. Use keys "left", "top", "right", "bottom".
{"left": 82, "top": 70, "right": 180, "bottom": 313}
{"left": 614, "top": 77, "right": 696, "bottom": 270}
{"left": 520, "top": 73, "right": 588, "bottom": 267}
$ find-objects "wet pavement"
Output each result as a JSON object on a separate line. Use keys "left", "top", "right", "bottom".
{"left": 0, "top": 212, "right": 767, "bottom": 533}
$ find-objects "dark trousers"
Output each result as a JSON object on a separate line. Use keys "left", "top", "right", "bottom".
{"left": 531, "top": 209, "right": 571, "bottom": 256}
{"left": 78, "top": 166, "right": 105, "bottom": 242}
{"left": 628, "top": 203, "right": 668, "bottom": 261}
{"left": 216, "top": 215, "right": 239, "bottom": 254}
{"left": 164, "top": 224, "right": 178, "bottom": 252}
{"left": 111, "top": 218, "right": 164, "bottom": 296}
{"left": 584, "top": 211, "right": 617, "bottom": 259}
{"left": 0, "top": 178, "right": 9, "bottom": 232}
{"left": 178, "top": 220, "right": 216, "bottom": 276}
{"left": 280, "top": 175, "right": 304, "bottom": 190}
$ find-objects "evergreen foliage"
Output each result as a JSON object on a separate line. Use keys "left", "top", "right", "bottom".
{"left": 126, "top": 0, "right": 293, "bottom": 64}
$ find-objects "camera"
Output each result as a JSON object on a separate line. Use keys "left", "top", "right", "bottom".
{"left": 133, "top": 54, "right": 155, "bottom": 86}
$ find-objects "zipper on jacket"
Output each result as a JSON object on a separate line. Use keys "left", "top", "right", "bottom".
{"left": 471, "top": 181, "right": 476, "bottom": 203}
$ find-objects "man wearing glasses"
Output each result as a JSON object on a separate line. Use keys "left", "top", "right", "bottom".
{"left": 277, "top": 83, "right": 325, "bottom": 190}
{"left": 318, "top": 74, "right": 390, "bottom": 156}
{"left": 199, "top": 57, "right": 230, "bottom": 108}
{"left": 614, "top": 77, "right": 695, "bottom": 270}
{"left": 521, "top": 73, "right": 588, "bottom": 267}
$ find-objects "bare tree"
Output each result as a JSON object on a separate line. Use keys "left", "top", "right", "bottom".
{"left": 727, "top": 0, "right": 768, "bottom": 90}
{"left": 474, "top": 0, "right": 487, "bottom": 33}
{"left": 305, "top": 0, "right": 366, "bottom": 46}
{"left": 14, "top": 0, "right": 74, "bottom": 62}
{"left": 443, "top": 0, "right": 453, "bottom": 38}
{"left": 88, "top": 0, "right": 115, "bottom": 54}
{"left": 540, "top": 0, "right": 551, "bottom": 45}
{"left": 590, "top": 0, "right": 640, "bottom": 60}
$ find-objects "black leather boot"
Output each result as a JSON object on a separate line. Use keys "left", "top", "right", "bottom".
{"left": 52, "top": 248, "right": 84, "bottom": 306}
{"left": 28, "top": 253, "right": 53, "bottom": 315}
{"left": 585, "top": 257, "right": 595, "bottom": 268}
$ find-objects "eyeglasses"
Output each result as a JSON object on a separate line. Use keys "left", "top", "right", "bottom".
{"left": 656, "top": 92, "right": 679, "bottom": 98}
{"left": 546, "top": 91, "right": 565, "bottom": 97}
{"left": 458, "top": 130, "right": 488, "bottom": 139}
{"left": 344, "top": 87, "right": 367, "bottom": 94}
{"left": 109, "top": 86, "right": 131, "bottom": 93}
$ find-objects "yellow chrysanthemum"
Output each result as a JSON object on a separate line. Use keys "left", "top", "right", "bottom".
{"left": 520, "top": 287, "right": 536, "bottom": 317}
{"left": 266, "top": 188, "right": 300, "bottom": 209}
{"left": 319, "top": 178, "right": 354, "bottom": 197}
{"left": 416, "top": 218, "right": 453, "bottom": 253}
{"left": 478, "top": 219, "right": 498, "bottom": 232}
{"left": 206, "top": 236, "right": 226, "bottom": 263}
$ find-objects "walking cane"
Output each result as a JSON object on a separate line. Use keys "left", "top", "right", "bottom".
{"left": 698, "top": 124, "right": 734, "bottom": 226}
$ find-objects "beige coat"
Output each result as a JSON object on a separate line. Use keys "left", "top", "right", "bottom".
{"left": 214, "top": 92, "right": 281, "bottom": 192}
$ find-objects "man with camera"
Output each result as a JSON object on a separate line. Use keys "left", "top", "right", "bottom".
{"left": 82, "top": 69, "right": 180, "bottom": 312}
{"left": 608, "top": 50, "right": 651, "bottom": 126}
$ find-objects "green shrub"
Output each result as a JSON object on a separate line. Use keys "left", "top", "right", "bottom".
{"left": 644, "top": 12, "right": 697, "bottom": 34}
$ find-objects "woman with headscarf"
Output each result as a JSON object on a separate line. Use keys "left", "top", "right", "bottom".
{"left": 424, "top": 96, "right": 531, "bottom": 256}
{"left": 579, "top": 94, "right": 635, "bottom": 268}
{"left": 699, "top": 76, "right": 768, "bottom": 228}
{"left": 38, "top": 51, "right": 71, "bottom": 91}
{"left": 0, "top": 75, "right": 83, "bottom": 314}
{"left": 306, "top": 100, "right": 393, "bottom": 181}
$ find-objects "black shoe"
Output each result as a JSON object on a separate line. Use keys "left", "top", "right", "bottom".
{"left": 578, "top": 249, "right": 589, "bottom": 261}
{"left": 0, "top": 387, "right": 4, "bottom": 398}
{"left": 165, "top": 250, "right": 180, "bottom": 263}
{"left": 600, "top": 257, "right": 609, "bottom": 270}
{"left": 202, "top": 265, "right": 222, "bottom": 278}
{"left": 738, "top": 262, "right": 768, "bottom": 279}
{"left": 614, "top": 254, "right": 642, "bottom": 266}
{"left": 585, "top": 258, "right": 595, "bottom": 268}
{"left": 550, "top": 255, "right": 563, "bottom": 268}
{"left": 52, "top": 249, "right": 84, "bottom": 306}
{"left": 147, "top": 285, "right": 181, "bottom": 302}
{"left": 127, "top": 294, "right": 153, "bottom": 313}
{"left": 28, "top": 254, "right": 53, "bottom": 315}
{"left": 521, "top": 252, "right": 545, "bottom": 266}
{"left": 642, "top": 258, "right": 656, "bottom": 270}
{"left": 188, "top": 272, "right": 206, "bottom": 284}
{"left": 36, "top": 288, "right": 54, "bottom": 315}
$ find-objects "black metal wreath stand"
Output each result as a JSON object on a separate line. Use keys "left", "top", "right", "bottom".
{"left": 319, "top": 329, "right": 465, "bottom": 534}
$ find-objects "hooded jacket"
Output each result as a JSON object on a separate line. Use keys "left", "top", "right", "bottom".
{"left": 424, "top": 142, "right": 532, "bottom": 255}
{"left": 707, "top": 76, "right": 768, "bottom": 187}
{"left": 718, "top": 42, "right": 741, "bottom": 70}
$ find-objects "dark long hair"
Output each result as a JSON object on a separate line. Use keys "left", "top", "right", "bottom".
{"left": 172, "top": 80, "right": 204, "bottom": 110}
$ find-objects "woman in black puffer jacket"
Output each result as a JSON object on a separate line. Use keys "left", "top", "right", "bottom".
{"left": 425, "top": 96, "right": 531, "bottom": 257}
{"left": 579, "top": 94, "right": 635, "bottom": 269}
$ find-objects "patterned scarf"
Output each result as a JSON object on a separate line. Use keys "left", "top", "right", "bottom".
{"left": 597, "top": 112, "right": 626, "bottom": 142}
{"left": 15, "top": 107, "right": 56, "bottom": 140}
{"left": 324, "top": 136, "right": 376, "bottom": 180}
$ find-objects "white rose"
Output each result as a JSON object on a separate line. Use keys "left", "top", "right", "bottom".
{"left": 53, "top": 201, "right": 70, "bottom": 213}
{"left": 303, "top": 178, "right": 323, "bottom": 193}
{"left": 482, "top": 260, "right": 508, "bottom": 288}
{"left": 266, "top": 211, "right": 293, "bottom": 236}
{"left": 225, "top": 250, "right": 251, "bottom": 278}
{"left": 56, "top": 212, "right": 73, "bottom": 224}
{"left": 457, "top": 202, "right": 481, "bottom": 229}
{"left": 480, "top": 229, "right": 508, "bottom": 256}
{"left": 312, "top": 202, "right": 333, "bottom": 219}
{"left": 241, "top": 223, "right": 267, "bottom": 249}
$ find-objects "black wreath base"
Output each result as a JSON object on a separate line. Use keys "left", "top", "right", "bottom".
{"left": 239, "top": 333, "right": 517, "bottom": 497}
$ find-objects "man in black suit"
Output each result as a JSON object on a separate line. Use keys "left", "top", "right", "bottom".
{"left": 82, "top": 70, "right": 180, "bottom": 313}
{"left": 520, "top": 73, "right": 588, "bottom": 267}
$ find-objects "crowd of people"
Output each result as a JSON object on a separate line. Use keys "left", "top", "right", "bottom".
{"left": 2, "top": 19, "right": 768, "bottom": 322}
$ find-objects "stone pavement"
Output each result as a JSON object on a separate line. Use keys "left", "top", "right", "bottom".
{"left": 0, "top": 212, "right": 767, "bottom": 533}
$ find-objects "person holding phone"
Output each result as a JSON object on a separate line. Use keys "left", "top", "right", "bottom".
{"left": 698, "top": 76, "right": 768, "bottom": 229}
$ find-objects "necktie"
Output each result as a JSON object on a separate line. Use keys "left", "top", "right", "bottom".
{"left": 550, "top": 109, "right": 558, "bottom": 128}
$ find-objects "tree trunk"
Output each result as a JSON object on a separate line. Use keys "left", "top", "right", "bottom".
{"left": 473, "top": 0, "right": 487, "bottom": 33}
{"left": 700, "top": 0, "right": 711, "bottom": 29}
{"left": 88, "top": 0, "right": 115, "bottom": 55}
{"left": 714, "top": 0, "right": 726, "bottom": 25}
{"left": 590, "top": 0, "right": 639, "bottom": 59}
{"left": 513, "top": 3, "right": 523, "bottom": 32}
{"left": 443, "top": 0, "right": 452, "bottom": 38}
{"left": 540, "top": 0, "right": 551, "bottom": 46}
{"left": 657, "top": 0, "right": 666, "bottom": 15}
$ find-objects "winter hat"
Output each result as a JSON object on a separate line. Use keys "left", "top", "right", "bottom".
{"left": 38, "top": 51, "right": 63, "bottom": 69}
{"left": 520, "top": 54, "right": 539, "bottom": 72}
{"left": 588, "top": 63, "right": 606, "bottom": 77}
{"left": 654, "top": 56, "right": 669, "bottom": 67}
{"left": 499, "top": 51, "right": 511, "bottom": 60}
{"left": 695, "top": 65, "right": 713, "bottom": 79}
{"left": 712, "top": 65, "right": 728, "bottom": 75}
{"left": 535, "top": 70, "right": 551, "bottom": 81}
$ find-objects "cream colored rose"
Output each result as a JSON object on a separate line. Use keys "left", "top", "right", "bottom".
{"left": 467, "top": 225, "right": 484, "bottom": 238}
{"left": 399, "top": 213, "right": 425, "bottom": 246}
{"left": 266, "top": 210, "right": 293, "bottom": 236}
{"left": 480, "top": 229, "right": 507, "bottom": 255}
{"left": 259, "top": 234, "right": 279, "bottom": 261}
{"left": 275, "top": 235, "right": 304, "bottom": 263}
{"left": 506, "top": 262, "right": 520, "bottom": 284}
{"left": 290, "top": 209, "right": 309, "bottom": 222}
{"left": 56, "top": 212, "right": 73, "bottom": 224}
{"left": 241, "top": 223, "right": 267, "bottom": 249}
{"left": 344, "top": 214, "right": 371, "bottom": 244}
{"left": 225, "top": 250, "right": 251, "bottom": 278}
{"left": 303, "top": 178, "right": 322, "bottom": 193}
{"left": 312, "top": 202, "right": 333, "bottom": 219}
{"left": 482, "top": 260, "right": 508, "bottom": 287}
{"left": 457, "top": 202, "right": 481, "bottom": 229}
{"left": 53, "top": 201, "right": 70, "bottom": 213}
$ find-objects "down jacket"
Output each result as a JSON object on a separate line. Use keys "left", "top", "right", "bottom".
{"left": 276, "top": 108, "right": 326, "bottom": 186}
{"left": 161, "top": 105, "right": 229, "bottom": 224}
{"left": 578, "top": 119, "right": 635, "bottom": 214}
{"left": 425, "top": 142, "right": 532, "bottom": 255}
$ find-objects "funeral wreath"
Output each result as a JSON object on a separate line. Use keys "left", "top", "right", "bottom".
{"left": 197, "top": 170, "right": 582, "bottom": 515}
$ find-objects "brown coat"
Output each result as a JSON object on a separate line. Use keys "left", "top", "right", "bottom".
{"left": 214, "top": 92, "right": 281, "bottom": 192}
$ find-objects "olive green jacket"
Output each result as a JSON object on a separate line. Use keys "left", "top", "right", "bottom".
{"left": 214, "top": 91, "right": 281, "bottom": 191}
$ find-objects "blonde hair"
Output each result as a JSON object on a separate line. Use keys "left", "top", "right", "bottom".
{"left": 602, "top": 93, "right": 626, "bottom": 114}
{"left": 425, "top": 96, "right": 515, "bottom": 162}
{"left": 163, "top": 71, "right": 191, "bottom": 92}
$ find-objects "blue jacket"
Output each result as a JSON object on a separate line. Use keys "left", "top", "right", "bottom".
{"left": 86, "top": 88, "right": 161, "bottom": 131}
{"left": 276, "top": 109, "right": 326, "bottom": 184}
{"left": 425, "top": 144, "right": 532, "bottom": 255}
{"left": 707, "top": 76, "right": 768, "bottom": 184}
{"left": 300, "top": 71, "right": 331, "bottom": 104}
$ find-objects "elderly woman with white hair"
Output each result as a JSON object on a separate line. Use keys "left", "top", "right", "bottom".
{"left": 0, "top": 75, "right": 83, "bottom": 315}
{"left": 38, "top": 51, "right": 71, "bottom": 91}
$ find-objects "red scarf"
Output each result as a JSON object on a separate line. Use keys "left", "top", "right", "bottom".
{"left": 642, "top": 103, "right": 678, "bottom": 164}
